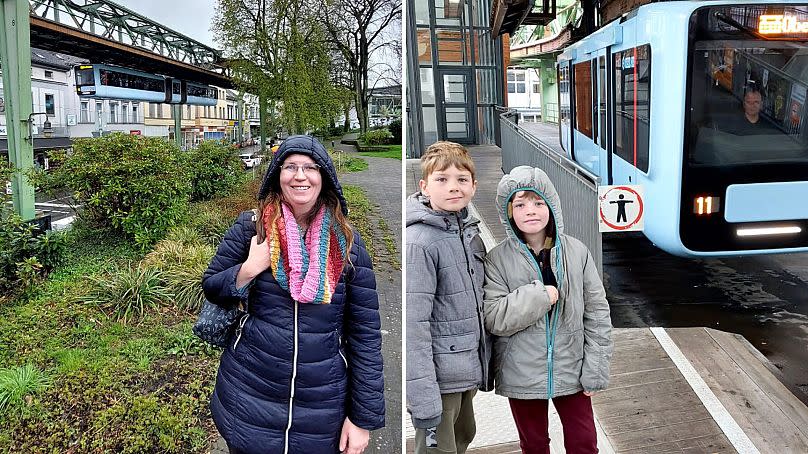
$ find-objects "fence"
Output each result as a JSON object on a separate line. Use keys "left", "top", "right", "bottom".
{"left": 499, "top": 112, "right": 603, "bottom": 276}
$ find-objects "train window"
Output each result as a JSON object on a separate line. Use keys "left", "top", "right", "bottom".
{"left": 558, "top": 65, "right": 571, "bottom": 152}
{"left": 574, "top": 61, "right": 593, "bottom": 139}
{"left": 75, "top": 68, "right": 94, "bottom": 87}
{"left": 99, "top": 69, "right": 164, "bottom": 93}
{"left": 613, "top": 44, "right": 651, "bottom": 172}
{"left": 598, "top": 56, "right": 607, "bottom": 149}
{"left": 687, "top": 6, "right": 808, "bottom": 168}
{"left": 591, "top": 59, "right": 598, "bottom": 143}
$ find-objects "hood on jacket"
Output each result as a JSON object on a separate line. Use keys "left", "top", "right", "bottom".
{"left": 258, "top": 135, "right": 348, "bottom": 215}
{"left": 496, "top": 166, "right": 565, "bottom": 242}
{"left": 406, "top": 192, "right": 477, "bottom": 231}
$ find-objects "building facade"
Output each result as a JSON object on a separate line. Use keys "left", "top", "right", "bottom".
{"left": 406, "top": 0, "right": 507, "bottom": 157}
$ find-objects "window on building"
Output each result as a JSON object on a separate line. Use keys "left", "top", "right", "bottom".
{"left": 80, "top": 101, "right": 90, "bottom": 123}
{"left": 109, "top": 101, "right": 119, "bottom": 123}
{"left": 44, "top": 70, "right": 53, "bottom": 79}
{"left": 532, "top": 82, "right": 541, "bottom": 94}
{"left": 121, "top": 102, "right": 129, "bottom": 123}
{"left": 132, "top": 104, "right": 139, "bottom": 122}
{"left": 44, "top": 94, "right": 55, "bottom": 115}
{"left": 574, "top": 61, "right": 593, "bottom": 139}
{"left": 507, "top": 71, "right": 526, "bottom": 94}
{"left": 96, "top": 101, "right": 103, "bottom": 123}
{"left": 149, "top": 103, "right": 157, "bottom": 118}
{"left": 613, "top": 44, "right": 651, "bottom": 172}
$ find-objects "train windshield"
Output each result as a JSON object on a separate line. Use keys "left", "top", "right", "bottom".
{"left": 687, "top": 5, "right": 808, "bottom": 168}
{"left": 75, "top": 68, "right": 94, "bottom": 87}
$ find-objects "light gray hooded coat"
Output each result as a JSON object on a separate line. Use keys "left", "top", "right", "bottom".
{"left": 483, "top": 166, "right": 613, "bottom": 399}
{"left": 406, "top": 193, "right": 491, "bottom": 429}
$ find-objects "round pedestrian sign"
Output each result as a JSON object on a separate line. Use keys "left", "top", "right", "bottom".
{"left": 598, "top": 185, "right": 644, "bottom": 232}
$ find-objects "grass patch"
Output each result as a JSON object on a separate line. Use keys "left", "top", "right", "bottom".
{"left": 0, "top": 175, "right": 265, "bottom": 452}
{"left": 357, "top": 144, "right": 402, "bottom": 160}
{"left": 377, "top": 218, "right": 401, "bottom": 270}
{"left": 330, "top": 151, "right": 368, "bottom": 172}
{"left": 343, "top": 185, "right": 376, "bottom": 262}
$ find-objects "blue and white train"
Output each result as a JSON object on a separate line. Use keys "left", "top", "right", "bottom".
{"left": 74, "top": 64, "right": 218, "bottom": 106}
{"left": 557, "top": 1, "right": 808, "bottom": 257}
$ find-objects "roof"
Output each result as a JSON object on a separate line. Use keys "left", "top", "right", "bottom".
{"left": 30, "top": 47, "right": 86, "bottom": 71}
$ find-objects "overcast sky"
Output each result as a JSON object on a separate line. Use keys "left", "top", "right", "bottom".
{"left": 114, "top": 0, "right": 219, "bottom": 49}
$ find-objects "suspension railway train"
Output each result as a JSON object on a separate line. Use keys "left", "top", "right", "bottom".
{"left": 557, "top": 0, "right": 808, "bottom": 257}
{"left": 74, "top": 64, "right": 218, "bottom": 106}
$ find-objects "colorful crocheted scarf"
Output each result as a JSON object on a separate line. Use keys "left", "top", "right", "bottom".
{"left": 263, "top": 203, "right": 347, "bottom": 304}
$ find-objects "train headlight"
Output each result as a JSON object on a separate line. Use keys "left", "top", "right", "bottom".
{"left": 693, "top": 196, "right": 720, "bottom": 215}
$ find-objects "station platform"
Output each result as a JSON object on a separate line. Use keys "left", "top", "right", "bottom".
{"left": 404, "top": 139, "right": 808, "bottom": 453}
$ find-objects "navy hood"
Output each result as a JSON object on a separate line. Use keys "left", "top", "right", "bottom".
{"left": 258, "top": 135, "right": 348, "bottom": 215}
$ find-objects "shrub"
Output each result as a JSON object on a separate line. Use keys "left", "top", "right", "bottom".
{"left": 44, "top": 133, "right": 191, "bottom": 249}
{"left": 389, "top": 119, "right": 402, "bottom": 144}
{"left": 82, "top": 265, "right": 172, "bottom": 324}
{"left": 0, "top": 364, "right": 51, "bottom": 414}
{"left": 0, "top": 214, "right": 66, "bottom": 293}
{"left": 142, "top": 238, "right": 215, "bottom": 313}
{"left": 362, "top": 128, "right": 393, "bottom": 145}
{"left": 186, "top": 206, "right": 234, "bottom": 247}
{"left": 183, "top": 141, "right": 243, "bottom": 201}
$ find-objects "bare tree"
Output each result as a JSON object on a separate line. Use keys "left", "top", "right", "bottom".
{"left": 321, "top": 0, "right": 401, "bottom": 134}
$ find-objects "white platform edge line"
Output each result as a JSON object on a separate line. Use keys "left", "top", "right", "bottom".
{"left": 650, "top": 327, "right": 760, "bottom": 454}
{"left": 468, "top": 202, "right": 496, "bottom": 252}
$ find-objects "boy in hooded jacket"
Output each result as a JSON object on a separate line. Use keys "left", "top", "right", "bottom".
{"left": 483, "top": 166, "right": 613, "bottom": 454}
{"left": 406, "top": 142, "right": 491, "bottom": 454}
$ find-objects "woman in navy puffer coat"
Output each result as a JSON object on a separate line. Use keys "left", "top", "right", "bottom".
{"left": 203, "top": 136, "right": 385, "bottom": 454}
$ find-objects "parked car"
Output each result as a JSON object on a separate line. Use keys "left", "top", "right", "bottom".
{"left": 239, "top": 152, "right": 263, "bottom": 169}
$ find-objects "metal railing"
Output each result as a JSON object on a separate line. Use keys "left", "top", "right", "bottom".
{"left": 499, "top": 112, "right": 602, "bottom": 276}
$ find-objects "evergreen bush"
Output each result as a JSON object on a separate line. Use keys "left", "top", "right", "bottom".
{"left": 183, "top": 141, "right": 243, "bottom": 201}
{"left": 45, "top": 133, "right": 191, "bottom": 249}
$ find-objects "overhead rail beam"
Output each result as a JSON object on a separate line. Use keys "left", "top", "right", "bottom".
{"left": 492, "top": 0, "right": 557, "bottom": 37}
{"left": 28, "top": 0, "right": 233, "bottom": 86}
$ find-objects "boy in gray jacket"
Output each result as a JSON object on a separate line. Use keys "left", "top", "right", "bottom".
{"left": 484, "top": 166, "right": 613, "bottom": 454}
{"left": 406, "top": 142, "right": 490, "bottom": 454}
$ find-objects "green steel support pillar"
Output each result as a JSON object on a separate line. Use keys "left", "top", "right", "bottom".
{"left": 259, "top": 96, "right": 267, "bottom": 154}
{"left": 0, "top": 0, "right": 35, "bottom": 220}
{"left": 540, "top": 58, "right": 559, "bottom": 124}
{"left": 173, "top": 104, "right": 182, "bottom": 147}
{"left": 237, "top": 94, "right": 243, "bottom": 145}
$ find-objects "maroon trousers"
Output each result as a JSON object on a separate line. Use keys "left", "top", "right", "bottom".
{"left": 508, "top": 392, "right": 598, "bottom": 454}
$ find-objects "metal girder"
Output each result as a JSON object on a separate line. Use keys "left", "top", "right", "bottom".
{"left": 491, "top": 0, "right": 558, "bottom": 37}
{"left": 29, "top": 0, "right": 224, "bottom": 71}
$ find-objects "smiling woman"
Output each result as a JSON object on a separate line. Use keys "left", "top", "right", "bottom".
{"left": 202, "top": 136, "right": 385, "bottom": 454}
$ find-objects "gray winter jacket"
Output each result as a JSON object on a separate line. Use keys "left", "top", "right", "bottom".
{"left": 406, "top": 193, "right": 491, "bottom": 429}
{"left": 483, "top": 166, "right": 613, "bottom": 399}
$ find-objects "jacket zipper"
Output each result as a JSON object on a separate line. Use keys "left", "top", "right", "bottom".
{"left": 283, "top": 300, "right": 299, "bottom": 454}
{"left": 232, "top": 313, "right": 250, "bottom": 350}
{"left": 520, "top": 242, "right": 559, "bottom": 399}
{"left": 457, "top": 214, "right": 487, "bottom": 387}
{"left": 338, "top": 335, "right": 348, "bottom": 368}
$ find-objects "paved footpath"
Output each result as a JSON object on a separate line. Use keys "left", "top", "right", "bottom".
{"left": 211, "top": 137, "right": 403, "bottom": 453}
{"left": 335, "top": 138, "right": 403, "bottom": 454}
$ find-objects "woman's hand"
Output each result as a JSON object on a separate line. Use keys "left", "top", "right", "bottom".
{"left": 583, "top": 390, "right": 596, "bottom": 397}
{"left": 339, "top": 417, "right": 369, "bottom": 454}
{"left": 545, "top": 285, "right": 559, "bottom": 305}
{"left": 236, "top": 235, "right": 271, "bottom": 288}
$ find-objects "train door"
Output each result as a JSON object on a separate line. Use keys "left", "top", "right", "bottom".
{"left": 595, "top": 49, "right": 611, "bottom": 183}
{"left": 558, "top": 61, "right": 572, "bottom": 157}
{"left": 571, "top": 58, "right": 600, "bottom": 174}
{"left": 437, "top": 68, "right": 475, "bottom": 144}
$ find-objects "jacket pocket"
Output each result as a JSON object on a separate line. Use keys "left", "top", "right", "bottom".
{"left": 433, "top": 331, "right": 480, "bottom": 387}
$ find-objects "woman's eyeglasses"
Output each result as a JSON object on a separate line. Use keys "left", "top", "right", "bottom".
{"left": 281, "top": 163, "right": 321, "bottom": 175}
